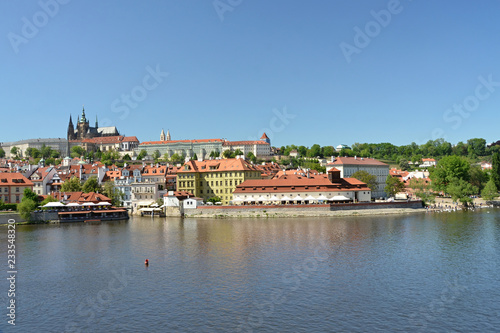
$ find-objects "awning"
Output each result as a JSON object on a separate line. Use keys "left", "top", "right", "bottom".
{"left": 281, "top": 196, "right": 292, "bottom": 201}
{"left": 329, "top": 195, "right": 351, "bottom": 201}
{"left": 43, "top": 202, "right": 65, "bottom": 207}
{"left": 304, "top": 195, "right": 316, "bottom": 201}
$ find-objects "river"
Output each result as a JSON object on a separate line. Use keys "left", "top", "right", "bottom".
{"left": 1, "top": 209, "right": 499, "bottom": 332}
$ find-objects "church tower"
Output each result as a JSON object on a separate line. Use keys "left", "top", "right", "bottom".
{"left": 67, "top": 115, "right": 75, "bottom": 140}
{"left": 166, "top": 129, "right": 171, "bottom": 141}
{"left": 160, "top": 129, "right": 166, "bottom": 141}
{"left": 77, "top": 107, "right": 89, "bottom": 139}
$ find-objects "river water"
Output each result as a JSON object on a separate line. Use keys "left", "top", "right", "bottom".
{"left": 1, "top": 209, "right": 499, "bottom": 332}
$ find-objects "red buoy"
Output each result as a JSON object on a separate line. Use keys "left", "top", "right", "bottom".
{"left": 145, "top": 259, "right": 149, "bottom": 266}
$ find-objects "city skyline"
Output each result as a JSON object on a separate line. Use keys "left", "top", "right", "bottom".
{"left": 2, "top": 0, "right": 499, "bottom": 147}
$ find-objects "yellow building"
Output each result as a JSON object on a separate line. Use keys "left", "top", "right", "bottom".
{"left": 176, "top": 158, "right": 261, "bottom": 204}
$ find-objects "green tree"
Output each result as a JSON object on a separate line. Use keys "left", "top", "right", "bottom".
{"left": 246, "top": 152, "right": 256, "bottom": 163}
{"left": 492, "top": 152, "right": 500, "bottom": 190}
{"left": 82, "top": 176, "right": 101, "bottom": 193}
{"left": 10, "top": 146, "right": 19, "bottom": 158}
{"left": 234, "top": 149, "right": 243, "bottom": 156}
{"left": 453, "top": 141, "right": 468, "bottom": 156}
{"left": 469, "top": 165, "right": 489, "bottom": 193}
{"left": 50, "top": 150, "right": 60, "bottom": 159}
{"left": 40, "top": 144, "right": 52, "bottom": 158}
{"left": 447, "top": 179, "right": 477, "bottom": 206}
{"left": 429, "top": 156, "right": 470, "bottom": 193}
{"left": 170, "top": 153, "right": 184, "bottom": 164}
{"left": 307, "top": 144, "right": 322, "bottom": 158}
{"left": 223, "top": 150, "right": 235, "bottom": 158}
{"left": 409, "top": 178, "right": 435, "bottom": 204}
{"left": 71, "top": 146, "right": 85, "bottom": 158}
{"left": 385, "top": 175, "right": 406, "bottom": 197}
{"left": 17, "top": 198, "right": 38, "bottom": 221}
{"left": 40, "top": 195, "right": 58, "bottom": 206}
{"left": 192, "top": 153, "right": 198, "bottom": 161}
{"left": 481, "top": 179, "right": 498, "bottom": 201}
{"left": 152, "top": 150, "right": 161, "bottom": 162}
{"left": 351, "top": 170, "right": 378, "bottom": 192}
{"left": 0, "top": 148, "right": 5, "bottom": 158}
{"left": 137, "top": 149, "right": 148, "bottom": 160}
{"left": 123, "top": 154, "right": 131, "bottom": 161}
{"left": 207, "top": 196, "right": 221, "bottom": 204}
{"left": 23, "top": 188, "right": 39, "bottom": 203}
{"left": 399, "top": 159, "right": 410, "bottom": 171}
{"left": 297, "top": 146, "right": 308, "bottom": 157}
{"left": 322, "top": 146, "right": 335, "bottom": 157}
{"left": 61, "top": 176, "right": 82, "bottom": 192}
{"left": 467, "top": 138, "right": 486, "bottom": 157}
{"left": 102, "top": 181, "right": 124, "bottom": 206}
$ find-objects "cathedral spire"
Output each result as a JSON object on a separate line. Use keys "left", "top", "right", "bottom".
{"left": 80, "top": 106, "right": 87, "bottom": 123}
{"left": 166, "top": 129, "right": 171, "bottom": 141}
{"left": 160, "top": 128, "right": 166, "bottom": 141}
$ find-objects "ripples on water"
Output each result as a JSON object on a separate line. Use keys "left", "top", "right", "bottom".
{"left": 0, "top": 209, "right": 499, "bottom": 332}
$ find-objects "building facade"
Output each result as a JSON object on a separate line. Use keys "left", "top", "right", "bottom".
{"left": 0, "top": 173, "right": 34, "bottom": 203}
{"left": 328, "top": 157, "right": 389, "bottom": 198}
{"left": 233, "top": 168, "right": 371, "bottom": 204}
{"left": 176, "top": 158, "right": 262, "bottom": 205}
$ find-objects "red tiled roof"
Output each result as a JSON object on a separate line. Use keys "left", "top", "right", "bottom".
{"left": 234, "top": 174, "right": 371, "bottom": 194}
{"left": 178, "top": 158, "right": 260, "bottom": 173}
{"left": 122, "top": 136, "right": 139, "bottom": 142}
{"left": 140, "top": 139, "right": 224, "bottom": 145}
{"left": 260, "top": 133, "right": 269, "bottom": 140}
{"left": 0, "top": 173, "right": 33, "bottom": 186}
{"left": 52, "top": 191, "right": 112, "bottom": 203}
{"left": 223, "top": 141, "right": 270, "bottom": 146}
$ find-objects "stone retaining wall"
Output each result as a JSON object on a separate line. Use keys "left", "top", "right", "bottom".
{"left": 184, "top": 201, "right": 423, "bottom": 218}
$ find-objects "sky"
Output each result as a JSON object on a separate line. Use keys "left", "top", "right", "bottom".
{"left": 1, "top": 0, "right": 499, "bottom": 148}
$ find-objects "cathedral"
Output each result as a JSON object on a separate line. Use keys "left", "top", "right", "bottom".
{"left": 67, "top": 107, "right": 120, "bottom": 140}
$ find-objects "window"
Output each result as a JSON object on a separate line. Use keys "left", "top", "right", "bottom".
{"left": 16, "top": 187, "right": 19, "bottom": 192}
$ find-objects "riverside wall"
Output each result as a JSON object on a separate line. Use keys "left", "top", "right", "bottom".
{"left": 183, "top": 201, "right": 424, "bottom": 218}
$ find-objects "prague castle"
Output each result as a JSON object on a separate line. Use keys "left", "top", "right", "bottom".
{"left": 67, "top": 107, "right": 119, "bottom": 140}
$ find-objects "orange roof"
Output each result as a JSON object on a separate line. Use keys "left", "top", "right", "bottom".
{"left": 140, "top": 139, "right": 223, "bottom": 145}
{"left": 142, "top": 165, "right": 167, "bottom": 175}
{"left": 223, "top": 141, "right": 270, "bottom": 146}
{"left": 177, "top": 158, "right": 260, "bottom": 173}
{"left": 52, "top": 191, "right": 112, "bottom": 203}
{"left": 122, "top": 136, "right": 139, "bottom": 142}
{"left": 260, "top": 133, "right": 269, "bottom": 140}
{"left": 234, "top": 174, "right": 371, "bottom": 194}
{"left": 0, "top": 173, "right": 33, "bottom": 186}
{"left": 422, "top": 158, "right": 436, "bottom": 162}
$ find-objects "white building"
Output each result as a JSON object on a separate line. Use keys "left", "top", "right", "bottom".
{"left": 328, "top": 157, "right": 389, "bottom": 198}
{"left": 419, "top": 158, "right": 437, "bottom": 168}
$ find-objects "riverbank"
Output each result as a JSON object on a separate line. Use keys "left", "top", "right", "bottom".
{"left": 185, "top": 207, "right": 425, "bottom": 218}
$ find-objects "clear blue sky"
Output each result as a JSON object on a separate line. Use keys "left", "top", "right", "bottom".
{"left": 1, "top": 0, "right": 499, "bottom": 148}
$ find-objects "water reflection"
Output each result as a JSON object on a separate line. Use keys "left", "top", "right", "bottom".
{"left": 1, "top": 209, "right": 499, "bottom": 332}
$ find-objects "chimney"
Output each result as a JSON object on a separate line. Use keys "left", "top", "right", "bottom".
{"left": 307, "top": 169, "right": 310, "bottom": 178}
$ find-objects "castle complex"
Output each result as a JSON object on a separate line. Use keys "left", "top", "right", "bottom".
{"left": 67, "top": 107, "right": 119, "bottom": 140}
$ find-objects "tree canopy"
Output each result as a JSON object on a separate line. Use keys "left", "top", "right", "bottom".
{"left": 385, "top": 175, "right": 406, "bottom": 197}
{"left": 351, "top": 170, "right": 377, "bottom": 192}
{"left": 61, "top": 176, "right": 82, "bottom": 192}
{"left": 82, "top": 176, "right": 101, "bottom": 193}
